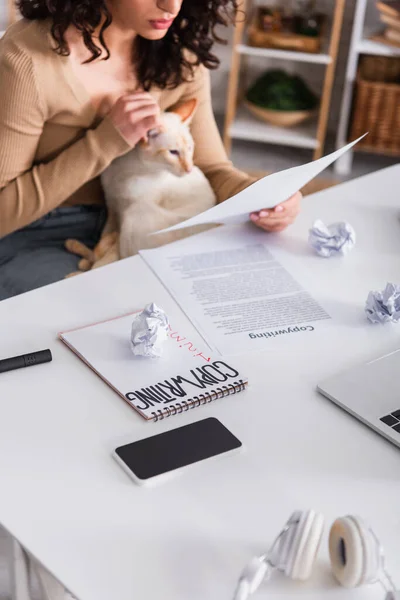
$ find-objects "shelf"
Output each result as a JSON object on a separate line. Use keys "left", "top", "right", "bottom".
{"left": 224, "top": 0, "right": 345, "bottom": 161}
{"left": 229, "top": 107, "right": 319, "bottom": 150}
{"left": 236, "top": 43, "right": 332, "bottom": 65}
{"left": 356, "top": 38, "right": 400, "bottom": 57}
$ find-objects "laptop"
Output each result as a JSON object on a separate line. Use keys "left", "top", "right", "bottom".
{"left": 317, "top": 349, "right": 400, "bottom": 449}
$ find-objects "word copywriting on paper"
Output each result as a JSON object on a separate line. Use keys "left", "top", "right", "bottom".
{"left": 141, "top": 226, "right": 332, "bottom": 355}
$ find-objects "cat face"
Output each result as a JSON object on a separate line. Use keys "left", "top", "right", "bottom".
{"left": 139, "top": 99, "right": 196, "bottom": 177}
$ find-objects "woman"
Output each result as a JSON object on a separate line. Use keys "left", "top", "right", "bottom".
{"left": 3, "top": 2, "right": 302, "bottom": 595}
{"left": 0, "top": 0, "right": 301, "bottom": 301}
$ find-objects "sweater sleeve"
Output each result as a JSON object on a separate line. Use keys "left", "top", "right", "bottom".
{"left": 180, "top": 64, "right": 257, "bottom": 203}
{"left": 0, "top": 45, "right": 131, "bottom": 239}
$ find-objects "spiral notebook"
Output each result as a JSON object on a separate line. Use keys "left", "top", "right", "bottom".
{"left": 58, "top": 311, "right": 248, "bottom": 422}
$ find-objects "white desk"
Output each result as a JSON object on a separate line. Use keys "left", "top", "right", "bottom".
{"left": 0, "top": 166, "right": 400, "bottom": 600}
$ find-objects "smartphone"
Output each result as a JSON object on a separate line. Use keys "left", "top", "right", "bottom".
{"left": 112, "top": 417, "right": 242, "bottom": 486}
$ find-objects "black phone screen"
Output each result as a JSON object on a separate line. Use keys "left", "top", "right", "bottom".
{"left": 114, "top": 417, "right": 242, "bottom": 480}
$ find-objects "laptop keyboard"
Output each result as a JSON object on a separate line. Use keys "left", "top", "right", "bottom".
{"left": 380, "top": 410, "right": 400, "bottom": 432}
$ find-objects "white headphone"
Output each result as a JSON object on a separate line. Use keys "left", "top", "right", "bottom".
{"left": 233, "top": 510, "right": 399, "bottom": 600}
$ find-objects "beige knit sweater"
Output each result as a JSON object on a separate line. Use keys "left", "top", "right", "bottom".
{"left": 0, "top": 19, "right": 255, "bottom": 239}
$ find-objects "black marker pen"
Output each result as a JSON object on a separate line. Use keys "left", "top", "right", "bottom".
{"left": 0, "top": 349, "right": 52, "bottom": 374}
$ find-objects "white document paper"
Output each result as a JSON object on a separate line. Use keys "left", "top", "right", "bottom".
{"left": 154, "top": 135, "right": 366, "bottom": 234}
{"left": 141, "top": 225, "right": 332, "bottom": 355}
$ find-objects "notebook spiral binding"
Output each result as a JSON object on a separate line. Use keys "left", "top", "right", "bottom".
{"left": 151, "top": 379, "right": 247, "bottom": 422}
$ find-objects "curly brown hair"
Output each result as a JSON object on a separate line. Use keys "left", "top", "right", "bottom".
{"left": 17, "top": 0, "right": 238, "bottom": 90}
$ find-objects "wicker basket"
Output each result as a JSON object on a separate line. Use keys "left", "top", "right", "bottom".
{"left": 247, "top": 14, "right": 326, "bottom": 54}
{"left": 359, "top": 55, "right": 400, "bottom": 82}
{"left": 248, "top": 22, "right": 322, "bottom": 53}
{"left": 349, "top": 57, "right": 400, "bottom": 155}
{"left": 244, "top": 100, "right": 316, "bottom": 127}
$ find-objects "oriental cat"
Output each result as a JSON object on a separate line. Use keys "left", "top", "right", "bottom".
{"left": 65, "top": 98, "right": 216, "bottom": 273}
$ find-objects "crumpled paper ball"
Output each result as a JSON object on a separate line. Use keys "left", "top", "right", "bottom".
{"left": 130, "top": 302, "right": 169, "bottom": 358}
{"left": 365, "top": 282, "right": 400, "bottom": 324}
{"left": 308, "top": 219, "right": 356, "bottom": 258}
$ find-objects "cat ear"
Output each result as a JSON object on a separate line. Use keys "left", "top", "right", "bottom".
{"left": 169, "top": 98, "right": 198, "bottom": 124}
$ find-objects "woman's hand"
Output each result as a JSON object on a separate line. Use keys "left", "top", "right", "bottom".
{"left": 108, "top": 92, "right": 161, "bottom": 148}
{"left": 250, "top": 191, "right": 302, "bottom": 233}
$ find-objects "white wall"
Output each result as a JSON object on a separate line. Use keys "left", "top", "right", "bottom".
{"left": 0, "top": 0, "right": 8, "bottom": 31}
{"left": 210, "top": 0, "right": 358, "bottom": 135}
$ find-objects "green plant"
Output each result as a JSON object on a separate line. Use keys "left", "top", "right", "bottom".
{"left": 246, "top": 69, "right": 319, "bottom": 111}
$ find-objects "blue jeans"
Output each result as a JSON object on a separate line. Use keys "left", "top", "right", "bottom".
{"left": 0, "top": 205, "right": 107, "bottom": 301}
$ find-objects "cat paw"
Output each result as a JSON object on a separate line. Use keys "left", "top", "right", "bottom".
{"left": 94, "top": 231, "right": 118, "bottom": 258}
{"left": 64, "top": 271, "right": 81, "bottom": 279}
{"left": 78, "top": 258, "right": 92, "bottom": 271}
{"left": 65, "top": 239, "right": 94, "bottom": 261}
{"left": 65, "top": 239, "right": 80, "bottom": 253}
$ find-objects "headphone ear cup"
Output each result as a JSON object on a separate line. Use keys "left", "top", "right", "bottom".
{"left": 283, "top": 510, "right": 324, "bottom": 581}
{"left": 329, "top": 516, "right": 380, "bottom": 588}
